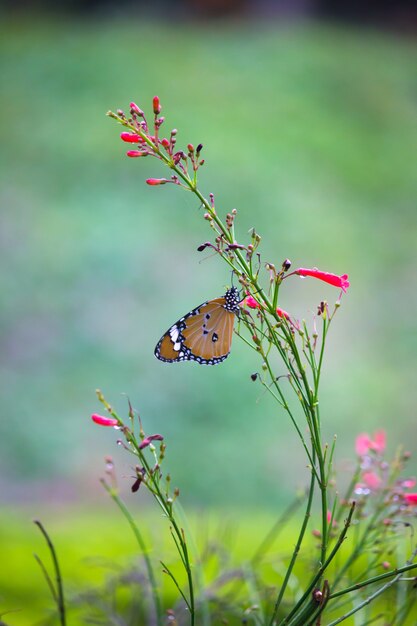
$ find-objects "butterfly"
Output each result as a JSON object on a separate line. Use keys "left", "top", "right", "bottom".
{"left": 154, "top": 287, "right": 241, "bottom": 365}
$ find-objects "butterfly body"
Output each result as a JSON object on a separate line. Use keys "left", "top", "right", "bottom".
{"left": 155, "top": 287, "right": 241, "bottom": 365}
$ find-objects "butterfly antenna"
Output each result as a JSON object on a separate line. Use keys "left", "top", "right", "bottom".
{"left": 198, "top": 250, "right": 220, "bottom": 264}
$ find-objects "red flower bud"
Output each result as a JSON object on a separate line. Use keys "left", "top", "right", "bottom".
{"left": 146, "top": 178, "right": 168, "bottom": 185}
{"left": 295, "top": 268, "right": 350, "bottom": 292}
{"left": 276, "top": 307, "right": 290, "bottom": 320}
{"left": 91, "top": 414, "right": 119, "bottom": 427}
{"left": 130, "top": 102, "right": 143, "bottom": 116}
{"left": 187, "top": 143, "right": 194, "bottom": 152}
{"left": 120, "top": 132, "right": 141, "bottom": 143}
{"left": 153, "top": 96, "right": 161, "bottom": 115}
{"left": 160, "top": 138, "right": 170, "bottom": 148}
{"left": 127, "top": 150, "right": 147, "bottom": 157}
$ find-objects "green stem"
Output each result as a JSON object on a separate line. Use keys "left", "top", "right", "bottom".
{"left": 34, "top": 520, "right": 66, "bottom": 626}
{"left": 279, "top": 502, "right": 355, "bottom": 626}
{"left": 268, "top": 452, "right": 317, "bottom": 625}
{"left": 328, "top": 561, "right": 417, "bottom": 600}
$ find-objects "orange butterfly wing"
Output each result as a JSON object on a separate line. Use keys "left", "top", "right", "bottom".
{"left": 155, "top": 289, "right": 240, "bottom": 365}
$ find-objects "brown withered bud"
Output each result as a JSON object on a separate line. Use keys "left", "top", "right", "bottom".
{"left": 196, "top": 143, "right": 203, "bottom": 154}
{"left": 199, "top": 159, "right": 205, "bottom": 166}
{"left": 317, "top": 301, "right": 325, "bottom": 316}
{"left": 282, "top": 259, "right": 291, "bottom": 271}
{"left": 131, "top": 466, "right": 146, "bottom": 493}
{"left": 197, "top": 242, "right": 212, "bottom": 252}
{"left": 226, "top": 213, "right": 234, "bottom": 228}
{"left": 251, "top": 373, "right": 258, "bottom": 381}
{"left": 313, "top": 589, "right": 323, "bottom": 604}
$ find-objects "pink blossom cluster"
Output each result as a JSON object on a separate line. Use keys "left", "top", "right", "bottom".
{"left": 354, "top": 430, "right": 417, "bottom": 506}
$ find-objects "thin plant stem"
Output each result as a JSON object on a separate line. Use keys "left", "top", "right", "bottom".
{"left": 268, "top": 453, "right": 317, "bottom": 625}
{"left": 33, "top": 520, "right": 66, "bottom": 626}
{"left": 279, "top": 502, "right": 356, "bottom": 626}
{"left": 328, "top": 561, "right": 417, "bottom": 600}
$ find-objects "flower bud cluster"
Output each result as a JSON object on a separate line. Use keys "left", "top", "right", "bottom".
{"left": 92, "top": 390, "right": 181, "bottom": 505}
{"left": 112, "top": 97, "right": 205, "bottom": 189}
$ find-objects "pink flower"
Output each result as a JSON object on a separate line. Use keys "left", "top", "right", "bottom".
{"left": 326, "top": 510, "right": 337, "bottom": 527}
{"left": 91, "top": 413, "right": 119, "bottom": 427}
{"left": 404, "top": 493, "right": 417, "bottom": 505}
{"left": 146, "top": 178, "right": 168, "bottom": 185}
{"left": 276, "top": 307, "right": 290, "bottom": 320}
{"left": 120, "top": 132, "right": 142, "bottom": 143}
{"left": 402, "top": 478, "right": 416, "bottom": 489}
{"left": 371, "top": 430, "right": 386, "bottom": 453}
{"left": 362, "top": 471, "right": 383, "bottom": 490}
{"left": 295, "top": 268, "right": 350, "bottom": 293}
{"left": 355, "top": 433, "right": 373, "bottom": 456}
{"left": 139, "top": 434, "right": 164, "bottom": 450}
{"left": 244, "top": 296, "right": 261, "bottom": 309}
{"left": 355, "top": 430, "right": 386, "bottom": 456}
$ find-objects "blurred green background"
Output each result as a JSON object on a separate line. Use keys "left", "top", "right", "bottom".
{"left": 1, "top": 7, "right": 417, "bottom": 623}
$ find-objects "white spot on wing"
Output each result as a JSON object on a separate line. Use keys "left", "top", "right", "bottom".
{"left": 170, "top": 328, "right": 179, "bottom": 342}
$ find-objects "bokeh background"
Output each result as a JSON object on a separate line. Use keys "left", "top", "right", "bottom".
{"left": 1, "top": 0, "right": 417, "bottom": 622}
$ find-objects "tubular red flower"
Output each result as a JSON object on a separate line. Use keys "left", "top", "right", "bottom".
{"left": 91, "top": 414, "right": 119, "bottom": 427}
{"left": 139, "top": 434, "right": 164, "bottom": 450}
{"left": 120, "top": 132, "right": 142, "bottom": 143}
{"left": 127, "top": 150, "right": 147, "bottom": 157}
{"left": 153, "top": 96, "right": 161, "bottom": 115}
{"left": 244, "top": 296, "right": 261, "bottom": 309}
{"left": 295, "top": 268, "right": 350, "bottom": 292}
{"left": 130, "top": 102, "right": 143, "bottom": 115}
{"left": 404, "top": 493, "right": 417, "bottom": 505}
{"left": 146, "top": 178, "right": 168, "bottom": 185}
{"left": 276, "top": 307, "right": 290, "bottom": 320}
